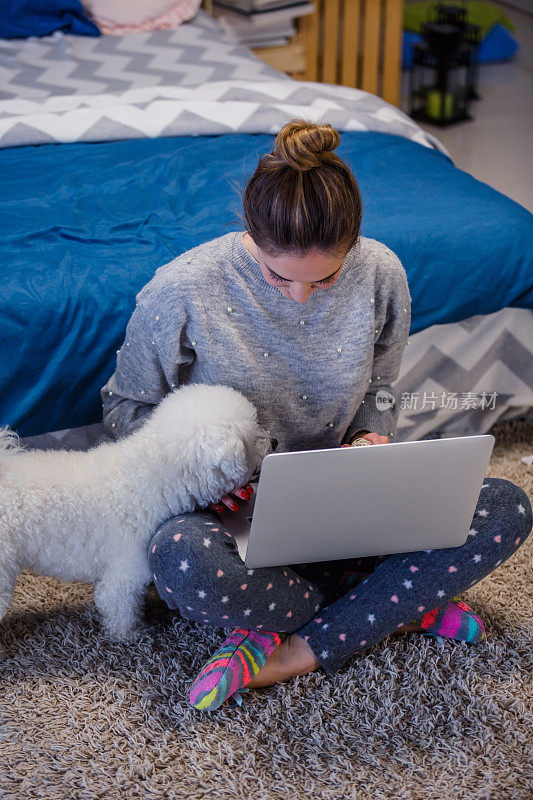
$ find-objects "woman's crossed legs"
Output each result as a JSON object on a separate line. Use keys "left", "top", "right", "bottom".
{"left": 148, "top": 477, "right": 532, "bottom": 675}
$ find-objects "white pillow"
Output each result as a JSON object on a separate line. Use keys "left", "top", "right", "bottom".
{"left": 83, "top": 0, "right": 201, "bottom": 31}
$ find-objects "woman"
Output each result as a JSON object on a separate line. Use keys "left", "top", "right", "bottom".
{"left": 101, "top": 119, "right": 532, "bottom": 712}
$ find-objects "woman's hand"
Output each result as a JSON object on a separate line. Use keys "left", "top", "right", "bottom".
{"left": 207, "top": 484, "right": 254, "bottom": 514}
{"left": 342, "top": 431, "right": 389, "bottom": 447}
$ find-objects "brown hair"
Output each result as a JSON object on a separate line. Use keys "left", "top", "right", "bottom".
{"left": 237, "top": 118, "right": 362, "bottom": 258}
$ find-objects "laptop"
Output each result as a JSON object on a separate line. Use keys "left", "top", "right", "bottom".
{"left": 217, "top": 435, "right": 495, "bottom": 568}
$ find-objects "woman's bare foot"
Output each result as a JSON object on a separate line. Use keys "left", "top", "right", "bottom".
{"left": 246, "top": 634, "right": 320, "bottom": 689}
{"left": 395, "top": 621, "right": 423, "bottom": 634}
{"left": 246, "top": 622, "right": 423, "bottom": 689}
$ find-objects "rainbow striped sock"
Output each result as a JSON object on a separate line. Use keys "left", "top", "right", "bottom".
{"left": 189, "top": 628, "right": 287, "bottom": 711}
{"left": 419, "top": 597, "right": 485, "bottom": 643}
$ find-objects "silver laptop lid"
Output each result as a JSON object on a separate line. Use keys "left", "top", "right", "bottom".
{"left": 240, "top": 435, "right": 494, "bottom": 568}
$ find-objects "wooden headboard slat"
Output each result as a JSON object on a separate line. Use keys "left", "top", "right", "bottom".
{"left": 341, "top": 0, "right": 362, "bottom": 88}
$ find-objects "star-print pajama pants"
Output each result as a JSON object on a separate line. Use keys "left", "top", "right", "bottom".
{"left": 148, "top": 477, "right": 532, "bottom": 675}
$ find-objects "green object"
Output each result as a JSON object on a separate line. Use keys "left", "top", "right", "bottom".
{"left": 404, "top": 1, "right": 515, "bottom": 38}
{"left": 426, "top": 89, "right": 454, "bottom": 120}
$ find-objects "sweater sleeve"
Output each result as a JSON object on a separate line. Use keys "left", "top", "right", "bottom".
{"left": 342, "top": 254, "right": 412, "bottom": 443}
{"left": 100, "top": 299, "right": 186, "bottom": 439}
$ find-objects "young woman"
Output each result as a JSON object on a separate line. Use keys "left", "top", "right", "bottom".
{"left": 101, "top": 119, "right": 532, "bottom": 712}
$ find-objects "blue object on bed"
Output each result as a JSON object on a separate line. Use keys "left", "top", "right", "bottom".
{"left": 403, "top": 24, "right": 519, "bottom": 68}
{"left": 0, "top": 0, "right": 100, "bottom": 39}
{"left": 1, "top": 132, "right": 532, "bottom": 436}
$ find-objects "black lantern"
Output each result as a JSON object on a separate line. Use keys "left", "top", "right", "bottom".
{"left": 408, "top": 4, "right": 482, "bottom": 127}
{"left": 435, "top": 4, "right": 482, "bottom": 99}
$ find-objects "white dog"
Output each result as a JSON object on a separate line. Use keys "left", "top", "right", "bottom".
{"left": 0, "top": 383, "right": 272, "bottom": 640}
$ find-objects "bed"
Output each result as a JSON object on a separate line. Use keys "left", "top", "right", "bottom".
{"left": 1, "top": 6, "right": 532, "bottom": 449}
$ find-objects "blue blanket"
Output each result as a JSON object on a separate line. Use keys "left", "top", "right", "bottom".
{"left": 1, "top": 131, "right": 532, "bottom": 436}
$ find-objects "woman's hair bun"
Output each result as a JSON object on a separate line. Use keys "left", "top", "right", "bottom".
{"left": 272, "top": 119, "right": 341, "bottom": 171}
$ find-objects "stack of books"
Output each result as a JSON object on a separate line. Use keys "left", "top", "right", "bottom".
{"left": 213, "top": 0, "right": 314, "bottom": 48}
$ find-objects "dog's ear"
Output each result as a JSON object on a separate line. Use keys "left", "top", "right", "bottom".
{"left": 196, "top": 430, "right": 250, "bottom": 477}
{"left": 218, "top": 434, "right": 248, "bottom": 472}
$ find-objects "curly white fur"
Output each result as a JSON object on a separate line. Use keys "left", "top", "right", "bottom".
{"left": 0, "top": 383, "right": 272, "bottom": 640}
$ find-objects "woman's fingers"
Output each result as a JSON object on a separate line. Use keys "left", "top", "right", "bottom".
{"left": 362, "top": 432, "right": 389, "bottom": 445}
{"left": 208, "top": 485, "right": 253, "bottom": 514}
{"left": 346, "top": 433, "right": 390, "bottom": 447}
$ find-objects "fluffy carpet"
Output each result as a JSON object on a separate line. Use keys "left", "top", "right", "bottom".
{"left": 1, "top": 420, "right": 532, "bottom": 800}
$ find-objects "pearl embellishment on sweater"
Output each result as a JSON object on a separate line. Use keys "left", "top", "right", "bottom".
{"left": 112, "top": 258, "right": 400, "bottom": 442}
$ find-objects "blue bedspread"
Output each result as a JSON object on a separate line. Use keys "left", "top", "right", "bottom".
{"left": 1, "top": 132, "right": 532, "bottom": 436}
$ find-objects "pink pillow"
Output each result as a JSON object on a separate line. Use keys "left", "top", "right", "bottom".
{"left": 83, "top": 0, "right": 202, "bottom": 34}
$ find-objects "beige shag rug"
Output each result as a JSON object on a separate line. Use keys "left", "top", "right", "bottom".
{"left": 1, "top": 420, "right": 532, "bottom": 800}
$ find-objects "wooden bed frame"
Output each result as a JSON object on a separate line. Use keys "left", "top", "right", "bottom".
{"left": 299, "top": 0, "right": 404, "bottom": 106}
{"left": 205, "top": 0, "right": 404, "bottom": 108}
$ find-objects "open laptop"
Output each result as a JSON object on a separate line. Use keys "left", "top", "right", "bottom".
{"left": 217, "top": 435, "right": 495, "bottom": 568}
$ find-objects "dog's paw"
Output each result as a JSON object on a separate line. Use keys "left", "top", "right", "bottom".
{"left": 101, "top": 622, "right": 144, "bottom": 643}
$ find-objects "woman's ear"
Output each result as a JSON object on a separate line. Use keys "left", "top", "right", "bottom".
{"left": 242, "top": 232, "right": 259, "bottom": 259}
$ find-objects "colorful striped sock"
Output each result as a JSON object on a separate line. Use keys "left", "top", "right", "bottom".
{"left": 189, "top": 628, "right": 287, "bottom": 711}
{"left": 418, "top": 597, "right": 485, "bottom": 643}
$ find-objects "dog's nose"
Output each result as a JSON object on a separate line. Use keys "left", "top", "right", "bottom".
{"left": 270, "top": 437, "right": 278, "bottom": 451}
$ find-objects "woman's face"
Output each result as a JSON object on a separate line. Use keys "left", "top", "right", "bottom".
{"left": 242, "top": 233, "right": 347, "bottom": 304}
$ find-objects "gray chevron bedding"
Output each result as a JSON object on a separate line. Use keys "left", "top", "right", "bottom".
{"left": 396, "top": 307, "right": 533, "bottom": 439}
{"left": 0, "top": 9, "right": 445, "bottom": 151}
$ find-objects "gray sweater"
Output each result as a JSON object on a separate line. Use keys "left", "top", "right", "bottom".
{"left": 101, "top": 231, "right": 412, "bottom": 452}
